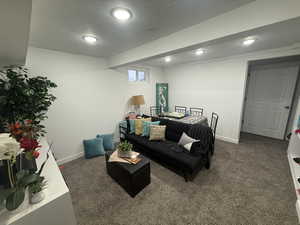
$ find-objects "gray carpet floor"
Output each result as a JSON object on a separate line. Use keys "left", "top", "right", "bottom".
{"left": 61, "top": 133, "right": 298, "bottom": 225}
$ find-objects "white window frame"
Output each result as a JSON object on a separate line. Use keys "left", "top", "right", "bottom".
{"left": 127, "top": 67, "right": 149, "bottom": 83}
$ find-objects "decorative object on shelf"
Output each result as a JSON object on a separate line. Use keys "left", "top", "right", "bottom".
{"left": 9, "top": 120, "right": 42, "bottom": 163}
{"left": 156, "top": 83, "right": 168, "bottom": 113}
{"left": 0, "top": 144, "right": 51, "bottom": 211}
{"left": 131, "top": 95, "right": 145, "bottom": 115}
{"left": 0, "top": 65, "right": 56, "bottom": 211}
{"left": 29, "top": 175, "right": 47, "bottom": 204}
{"left": 0, "top": 133, "right": 22, "bottom": 188}
{"left": 117, "top": 140, "right": 133, "bottom": 158}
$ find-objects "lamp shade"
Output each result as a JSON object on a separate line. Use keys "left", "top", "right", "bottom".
{"left": 131, "top": 95, "right": 145, "bottom": 105}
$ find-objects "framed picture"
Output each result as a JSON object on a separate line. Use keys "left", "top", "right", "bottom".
{"left": 156, "top": 83, "right": 168, "bottom": 113}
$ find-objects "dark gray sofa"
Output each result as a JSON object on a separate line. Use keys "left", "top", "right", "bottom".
{"left": 122, "top": 118, "right": 214, "bottom": 181}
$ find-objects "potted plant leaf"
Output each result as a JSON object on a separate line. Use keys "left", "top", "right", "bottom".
{"left": 28, "top": 175, "right": 47, "bottom": 204}
{"left": 0, "top": 170, "right": 41, "bottom": 211}
{"left": 117, "top": 141, "right": 133, "bottom": 158}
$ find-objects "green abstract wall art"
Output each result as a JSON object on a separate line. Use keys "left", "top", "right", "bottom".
{"left": 156, "top": 83, "right": 168, "bottom": 113}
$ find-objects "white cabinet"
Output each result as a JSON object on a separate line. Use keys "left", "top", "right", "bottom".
{"left": 0, "top": 139, "right": 77, "bottom": 225}
{"left": 287, "top": 98, "right": 300, "bottom": 223}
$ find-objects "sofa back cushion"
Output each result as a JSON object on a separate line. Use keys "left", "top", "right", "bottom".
{"left": 157, "top": 119, "right": 191, "bottom": 142}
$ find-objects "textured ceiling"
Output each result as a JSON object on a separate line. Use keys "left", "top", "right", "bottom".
{"left": 29, "top": 0, "right": 254, "bottom": 58}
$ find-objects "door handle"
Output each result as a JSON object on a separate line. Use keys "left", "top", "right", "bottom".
{"left": 284, "top": 106, "right": 290, "bottom": 109}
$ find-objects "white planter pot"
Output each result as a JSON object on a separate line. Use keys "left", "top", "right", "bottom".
{"left": 30, "top": 191, "right": 45, "bottom": 204}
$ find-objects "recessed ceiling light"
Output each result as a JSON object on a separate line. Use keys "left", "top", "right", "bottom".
{"left": 83, "top": 35, "right": 97, "bottom": 44}
{"left": 164, "top": 56, "right": 171, "bottom": 63}
{"left": 112, "top": 8, "right": 132, "bottom": 21}
{"left": 243, "top": 38, "right": 256, "bottom": 46}
{"left": 195, "top": 49, "right": 205, "bottom": 56}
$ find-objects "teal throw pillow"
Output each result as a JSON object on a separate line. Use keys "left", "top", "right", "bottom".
{"left": 96, "top": 133, "right": 114, "bottom": 150}
{"left": 142, "top": 121, "right": 160, "bottom": 137}
{"left": 83, "top": 138, "right": 105, "bottom": 159}
{"left": 129, "top": 120, "right": 135, "bottom": 134}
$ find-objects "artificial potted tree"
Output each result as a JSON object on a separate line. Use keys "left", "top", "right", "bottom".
{"left": 0, "top": 65, "right": 56, "bottom": 169}
{"left": 0, "top": 65, "right": 56, "bottom": 210}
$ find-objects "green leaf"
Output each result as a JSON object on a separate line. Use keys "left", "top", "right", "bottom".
{"left": 16, "top": 170, "right": 29, "bottom": 181}
{"left": 6, "top": 188, "right": 25, "bottom": 211}
{"left": 20, "top": 174, "right": 39, "bottom": 186}
{"left": 0, "top": 188, "right": 16, "bottom": 204}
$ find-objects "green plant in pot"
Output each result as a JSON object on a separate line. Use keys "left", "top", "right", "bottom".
{"left": 28, "top": 175, "right": 47, "bottom": 204}
{"left": 0, "top": 147, "right": 50, "bottom": 210}
{"left": 0, "top": 170, "right": 41, "bottom": 211}
{"left": 117, "top": 141, "right": 133, "bottom": 158}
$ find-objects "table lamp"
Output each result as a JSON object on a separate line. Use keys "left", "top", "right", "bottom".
{"left": 131, "top": 95, "right": 145, "bottom": 115}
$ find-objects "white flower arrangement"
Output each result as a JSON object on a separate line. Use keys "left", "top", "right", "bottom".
{"left": 0, "top": 133, "right": 21, "bottom": 161}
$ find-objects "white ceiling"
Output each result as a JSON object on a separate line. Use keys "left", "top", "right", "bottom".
{"left": 29, "top": 0, "right": 254, "bottom": 58}
{"left": 141, "top": 18, "right": 300, "bottom": 68}
{"left": 0, "top": 0, "right": 32, "bottom": 67}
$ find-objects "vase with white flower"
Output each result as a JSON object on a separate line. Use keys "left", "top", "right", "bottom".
{"left": 0, "top": 133, "right": 21, "bottom": 188}
{"left": 0, "top": 133, "right": 50, "bottom": 211}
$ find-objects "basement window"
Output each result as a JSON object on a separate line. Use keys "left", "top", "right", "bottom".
{"left": 128, "top": 69, "right": 146, "bottom": 82}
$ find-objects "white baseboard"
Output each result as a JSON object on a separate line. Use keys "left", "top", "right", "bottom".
{"left": 55, "top": 136, "right": 238, "bottom": 165}
{"left": 216, "top": 135, "right": 239, "bottom": 144}
{"left": 56, "top": 152, "right": 84, "bottom": 165}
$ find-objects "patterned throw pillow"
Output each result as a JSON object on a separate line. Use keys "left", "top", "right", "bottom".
{"left": 142, "top": 121, "right": 160, "bottom": 137}
{"left": 135, "top": 118, "right": 151, "bottom": 135}
{"left": 149, "top": 125, "right": 166, "bottom": 141}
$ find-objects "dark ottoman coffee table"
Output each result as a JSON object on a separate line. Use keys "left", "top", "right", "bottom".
{"left": 105, "top": 151, "right": 150, "bottom": 197}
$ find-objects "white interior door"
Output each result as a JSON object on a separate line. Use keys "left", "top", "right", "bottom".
{"left": 242, "top": 65, "right": 299, "bottom": 139}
